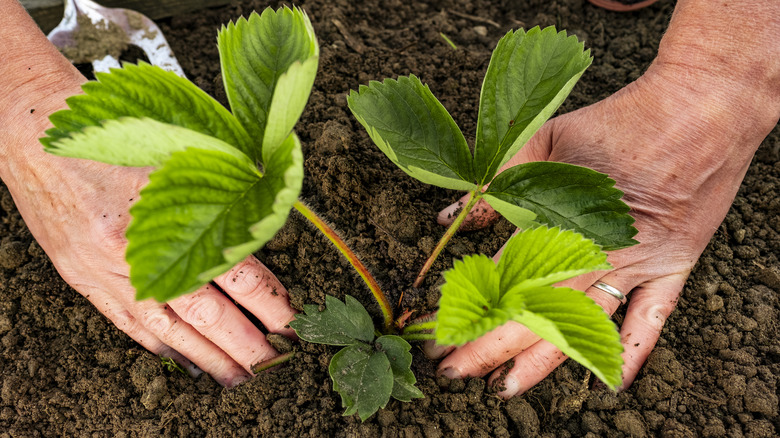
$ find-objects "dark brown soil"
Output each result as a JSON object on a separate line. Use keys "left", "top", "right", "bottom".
{"left": 2, "top": 0, "right": 779, "bottom": 436}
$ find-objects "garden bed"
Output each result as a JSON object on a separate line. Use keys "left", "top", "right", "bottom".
{"left": 1, "top": 0, "right": 778, "bottom": 435}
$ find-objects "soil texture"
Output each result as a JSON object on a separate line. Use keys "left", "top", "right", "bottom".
{"left": 2, "top": 0, "right": 778, "bottom": 436}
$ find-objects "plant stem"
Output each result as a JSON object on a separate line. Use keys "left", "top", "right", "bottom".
{"left": 413, "top": 190, "right": 481, "bottom": 288}
{"left": 402, "top": 320, "right": 436, "bottom": 333}
{"left": 293, "top": 201, "right": 393, "bottom": 332}
{"left": 400, "top": 332, "right": 437, "bottom": 342}
{"left": 251, "top": 351, "right": 295, "bottom": 374}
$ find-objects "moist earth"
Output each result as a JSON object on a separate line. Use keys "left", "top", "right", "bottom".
{"left": 2, "top": 0, "right": 779, "bottom": 436}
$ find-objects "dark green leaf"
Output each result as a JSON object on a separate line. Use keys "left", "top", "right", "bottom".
{"left": 289, "top": 295, "right": 375, "bottom": 346}
{"left": 41, "top": 63, "right": 253, "bottom": 158}
{"left": 348, "top": 75, "right": 476, "bottom": 190}
{"left": 376, "top": 336, "right": 424, "bottom": 402}
{"left": 329, "top": 343, "right": 394, "bottom": 421}
{"left": 484, "top": 161, "right": 638, "bottom": 250}
{"left": 474, "top": 26, "right": 591, "bottom": 183}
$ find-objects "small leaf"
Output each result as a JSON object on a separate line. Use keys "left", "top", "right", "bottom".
{"left": 436, "top": 254, "right": 513, "bottom": 346}
{"left": 127, "top": 137, "right": 302, "bottom": 301}
{"left": 46, "top": 117, "right": 246, "bottom": 167}
{"left": 289, "top": 295, "right": 375, "bottom": 346}
{"left": 218, "top": 6, "right": 318, "bottom": 162}
{"left": 329, "top": 343, "right": 394, "bottom": 421}
{"left": 484, "top": 162, "right": 638, "bottom": 250}
{"left": 512, "top": 286, "right": 623, "bottom": 389}
{"left": 348, "top": 75, "right": 476, "bottom": 191}
{"left": 474, "top": 27, "right": 592, "bottom": 183}
{"left": 497, "top": 226, "right": 611, "bottom": 293}
{"left": 376, "top": 336, "right": 424, "bottom": 402}
{"left": 41, "top": 63, "right": 253, "bottom": 158}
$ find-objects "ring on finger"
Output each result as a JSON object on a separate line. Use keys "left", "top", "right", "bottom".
{"left": 593, "top": 281, "right": 627, "bottom": 305}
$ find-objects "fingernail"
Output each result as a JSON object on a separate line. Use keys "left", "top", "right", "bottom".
{"left": 497, "top": 374, "right": 519, "bottom": 398}
{"left": 439, "top": 366, "right": 461, "bottom": 380}
{"left": 437, "top": 202, "right": 460, "bottom": 226}
{"left": 229, "top": 374, "right": 251, "bottom": 388}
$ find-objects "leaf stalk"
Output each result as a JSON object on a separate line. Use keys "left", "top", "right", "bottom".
{"left": 413, "top": 190, "right": 482, "bottom": 288}
{"left": 294, "top": 201, "right": 393, "bottom": 332}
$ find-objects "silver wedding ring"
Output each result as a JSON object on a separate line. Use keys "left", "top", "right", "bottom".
{"left": 593, "top": 281, "right": 627, "bottom": 305}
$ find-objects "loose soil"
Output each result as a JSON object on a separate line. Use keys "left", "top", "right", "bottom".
{"left": 2, "top": 0, "right": 779, "bottom": 436}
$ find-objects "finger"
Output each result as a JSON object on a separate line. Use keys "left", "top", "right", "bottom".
{"left": 618, "top": 275, "right": 684, "bottom": 389}
{"left": 422, "top": 341, "right": 454, "bottom": 359}
{"left": 81, "top": 284, "right": 200, "bottom": 376}
{"left": 213, "top": 256, "right": 297, "bottom": 338}
{"left": 437, "top": 196, "right": 499, "bottom": 230}
{"left": 437, "top": 321, "right": 540, "bottom": 379}
{"left": 490, "top": 340, "right": 567, "bottom": 398}
{"left": 168, "top": 283, "right": 279, "bottom": 376}
{"left": 128, "top": 295, "right": 251, "bottom": 387}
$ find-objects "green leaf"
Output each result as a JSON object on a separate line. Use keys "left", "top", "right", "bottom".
{"left": 45, "top": 117, "right": 247, "bottom": 167}
{"left": 329, "top": 343, "right": 394, "bottom": 421}
{"left": 497, "top": 226, "right": 611, "bottom": 293}
{"left": 347, "top": 75, "right": 476, "bottom": 191}
{"left": 289, "top": 295, "right": 375, "bottom": 346}
{"left": 474, "top": 26, "right": 592, "bottom": 183}
{"left": 512, "top": 286, "right": 623, "bottom": 389}
{"left": 127, "top": 135, "right": 302, "bottom": 301}
{"left": 484, "top": 162, "right": 638, "bottom": 250}
{"left": 376, "top": 336, "right": 424, "bottom": 402}
{"left": 41, "top": 62, "right": 253, "bottom": 158}
{"left": 436, "top": 226, "right": 623, "bottom": 388}
{"left": 218, "top": 6, "right": 318, "bottom": 163}
{"left": 436, "top": 254, "right": 512, "bottom": 346}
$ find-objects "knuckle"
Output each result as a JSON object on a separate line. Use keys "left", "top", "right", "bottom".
{"left": 525, "top": 348, "right": 555, "bottom": 375}
{"left": 465, "top": 348, "right": 500, "bottom": 375}
{"left": 140, "top": 307, "right": 178, "bottom": 337}
{"left": 221, "top": 260, "right": 283, "bottom": 300}
{"left": 180, "top": 294, "right": 226, "bottom": 330}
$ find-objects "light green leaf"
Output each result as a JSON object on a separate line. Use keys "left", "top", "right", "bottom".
{"left": 347, "top": 75, "right": 476, "bottom": 191}
{"left": 436, "top": 254, "right": 513, "bottom": 346}
{"left": 289, "top": 295, "right": 375, "bottom": 346}
{"left": 41, "top": 62, "right": 253, "bottom": 158}
{"left": 485, "top": 162, "right": 638, "bottom": 250}
{"left": 46, "top": 117, "right": 246, "bottom": 167}
{"left": 218, "top": 6, "right": 318, "bottom": 163}
{"left": 330, "top": 343, "right": 394, "bottom": 422}
{"left": 376, "top": 336, "right": 424, "bottom": 402}
{"left": 498, "top": 226, "right": 611, "bottom": 293}
{"left": 474, "top": 26, "right": 592, "bottom": 183}
{"left": 127, "top": 140, "right": 301, "bottom": 302}
{"left": 436, "top": 227, "right": 623, "bottom": 389}
{"left": 512, "top": 286, "right": 623, "bottom": 389}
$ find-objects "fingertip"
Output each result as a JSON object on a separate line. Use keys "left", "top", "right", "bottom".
{"left": 495, "top": 373, "right": 520, "bottom": 399}
{"left": 437, "top": 201, "right": 462, "bottom": 226}
{"left": 423, "top": 340, "right": 454, "bottom": 359}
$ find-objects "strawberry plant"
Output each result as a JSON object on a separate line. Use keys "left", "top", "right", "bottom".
{"left": 42, "top": 6, "right": 636, "bottom": 422}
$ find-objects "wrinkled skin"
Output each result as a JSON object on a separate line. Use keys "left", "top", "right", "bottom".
{"left": 426, "top": 0, "right": 780, "bottom": 396}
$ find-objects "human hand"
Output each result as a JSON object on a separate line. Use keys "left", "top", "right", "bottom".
{"left": 1, "top": 63, "right": 296, "bottom": 390}
{"left": 425, "top": 56, "right": 779, "bottom": 397}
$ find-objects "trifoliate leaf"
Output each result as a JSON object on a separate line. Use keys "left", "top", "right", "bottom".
{"left": 329, "top": 343, "right": 394, "bottom": 421}
{"left": 46, "top": 117, "right": 246, "bottom": 167}
{"left": 484, "top": 162, "right": 638, "bottom": 250}
{"left": 289, "top": 295, "right": 375, "bottom": 346}
{"left": 512, "top": 286, "right": 623, "bottom": 389}
{"left": 474, "top": 26, "right": 592, "bottom": 183}
{"left": 436, "top": 226, "right": 623, "bottom": 388}
{"left": 218, "top": 6, "right": 318, "bottom": 163}
{"left": 42, "top": 63, "right": 253, "bottom": 158}
{"left": 347, "top": 75, "right": 476, "bottom": 191}
{"left": 497, "top": 226, "right": 611, "bottom": 293}
{"left": 376, "top": 336, "right": 424, "bottom": 402}
{"left": 127, "top": 136, "right": 302, "bottom": 301}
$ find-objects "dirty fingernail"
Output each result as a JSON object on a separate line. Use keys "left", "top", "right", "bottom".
{"left": 439, "top": 366, "right": 461, "bottom": 380}
{"left": 497, "top": 374, "right": 519, "bottom": 399}
{"left": 229, "top": 374, "right": 251, "bottom": 388}
{"left": 437, "top": 202, "right": 460, "bottom": 226}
